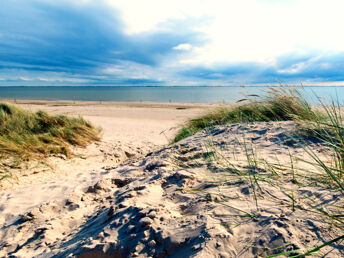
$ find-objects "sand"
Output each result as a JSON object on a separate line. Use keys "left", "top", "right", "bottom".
{"left": 0, "top": 101, "right": 209, "bottom": 225}
{"left": 0, "top": 100, "right": 208, "bottom": 191}
{"left": 0, "top": 101, "right": 343, "bottom": 257}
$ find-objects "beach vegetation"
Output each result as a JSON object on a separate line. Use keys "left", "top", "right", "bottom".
{"left": 0, "top": 103, "right": 100, "bottom": 162}
{"left": 174, "top": 85, "right": 344, "bottom": 256}
{"left": 172, "top": 85, "right": 321, "bottom": 143}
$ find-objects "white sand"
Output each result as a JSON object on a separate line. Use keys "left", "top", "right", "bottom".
{"left": 0, "top": 102, "right": 343, "bottom": 257}
{"left": 0, "top": 101, "right": 206, "bottom": 224}
{"left": 0, "top": 101, "right": 208, "bottom": 191}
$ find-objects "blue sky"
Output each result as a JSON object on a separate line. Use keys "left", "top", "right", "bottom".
{"left": 1, "top": 0, "right": 344, "bottom": 86}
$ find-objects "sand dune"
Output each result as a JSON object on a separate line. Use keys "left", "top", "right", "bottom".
{"left": 0, "top": 101, "right": 206, "bottom": 191}
{"left": 1, "top": 120, "right": 343, "bottom": 257}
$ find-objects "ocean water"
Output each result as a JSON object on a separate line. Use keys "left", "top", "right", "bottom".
{"left": 0, "top": 86, "right": 343, "bottom": 104}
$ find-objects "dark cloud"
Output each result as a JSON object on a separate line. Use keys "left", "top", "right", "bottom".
{"left": 1, "top": 0, "right": 344, "bottom": 85}
{"left": 181, "top": 53, "right": 344, "bottom": 84}
{"left": 0, "top": 0, "right": 203, "bottom": 83}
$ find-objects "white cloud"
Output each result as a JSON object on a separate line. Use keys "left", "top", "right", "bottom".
{"left": 37, "top": 77, "right": 89, "bottom": 83}
{"left": 278, "top": 62, "right": 306, "bottom": 74}
{"left": 38, "top": 77, "right": 53, "bottom": 82}
{"left": 102, "top": 66, "right": 123, "bottom": 74}
{"left": 173, "top": 43, "right": 192, "bottom": 51}
{"left": 107, "top": 0, "right": 344, "bottom": 65}
{"left": 19, "top": 77, "right": 31, "bottom": 81}
{"left": 101, "top": 61, "right": 162, "bottom": 80}
{"left": 34, "top": 75, "right": 89, "bottom": 83}
{"left": 107, "top": 0, "right": 202, "bottom": 34}
{"left": 3, "top": 0, "right": 344, "bottom": 85}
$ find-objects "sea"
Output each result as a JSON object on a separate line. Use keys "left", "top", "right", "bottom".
{"left": 0, "top": 86, "right": 343, "bottom": 104}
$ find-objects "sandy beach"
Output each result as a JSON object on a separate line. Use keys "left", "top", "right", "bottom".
{"left": 2, "top": 0, "right": 344, "bottom": 256}
{"left": 0, "top": 100, "right": 209, "bottom": 222}
{"left": 0, "top": 100, "right": 343, "bottom": 257}
{"left": 8, "top": 99, "right": 212, "bottom": 145}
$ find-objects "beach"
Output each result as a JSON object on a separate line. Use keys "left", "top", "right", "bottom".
{"left": 0, "top": 99, "right": 343, "bottom": 257}
{"left": 0, "top": 99, "right": 215, "bottom": 191}
{"left": 2, "top": 0, "right": 344, "bottom": 256}
{"left": 7, "top": 99, "right": 212, "bottom": 145}
{"left": 0, "top": 100, "right": 208, "bottom": 218}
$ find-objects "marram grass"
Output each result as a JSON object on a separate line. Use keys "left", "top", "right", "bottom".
{"left": 174, "top": 84, "right": 344, "bottom": 256}
{"left": 0, "top": 103, "right": 100, "bottom": 161}
{"left": 172, "top": 85, "right": 321, "bottom": 143}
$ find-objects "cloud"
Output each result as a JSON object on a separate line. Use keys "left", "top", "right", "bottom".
{"left": 173, "top": 44, "right": 193, "bottom": 51}
{"left": 1, "top": 0, "right": 344, "bottom": 86}
{"left": 180, "top": 52, "right": 344, "bottom": 85}
{"left": 0, "top": 0, "right": 205, "bottom": 85}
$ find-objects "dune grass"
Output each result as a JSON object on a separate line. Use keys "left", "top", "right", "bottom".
{"left": 0, "top": 103, "right": 100, "bottom": 162}
{"left": 173, "top": 85, "right": 344, "bottom": 256}
{"left": 173, "top": 85, "right": 321, "bottom": 143}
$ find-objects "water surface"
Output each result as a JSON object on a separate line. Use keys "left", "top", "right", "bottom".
{"left": 0, "top": 86, "right": 342, "bottom": 104}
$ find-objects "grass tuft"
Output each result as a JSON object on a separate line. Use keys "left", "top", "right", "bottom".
{"left": 0, "top": 103, "right": 100, "bottom": 161}
{"left": 173, "top": 85, "right": 320, "bottom": 143}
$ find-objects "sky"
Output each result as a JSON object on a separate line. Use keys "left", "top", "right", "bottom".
{"left": 1, "top": 0, "right": 344, "bottom": 86}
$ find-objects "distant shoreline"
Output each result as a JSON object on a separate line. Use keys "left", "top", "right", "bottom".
{"left": 1, "top": 85, "right": 344, "bottom": 87}
{"left": 0, "top": 98, "right": 224, "bottom": 109}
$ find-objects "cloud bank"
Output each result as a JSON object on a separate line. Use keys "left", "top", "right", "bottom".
{"left": 1, "top": 0, "right": 344, "bottom": 86}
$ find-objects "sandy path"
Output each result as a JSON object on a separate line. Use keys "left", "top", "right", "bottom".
{"left": 0, "top": 101, "right": 209, "bottom": 225}
{"left": 1, "top": 121, "right": 343, "bottom": 257}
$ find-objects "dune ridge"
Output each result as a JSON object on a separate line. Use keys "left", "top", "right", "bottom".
{"left": 1, "top": 121, "right": 343, "bottom": 257}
